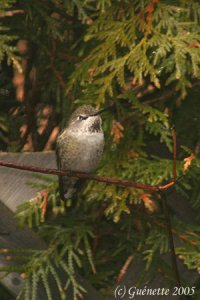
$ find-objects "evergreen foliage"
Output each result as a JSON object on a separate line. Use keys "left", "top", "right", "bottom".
{"left": 0, "top": 0, "right": 200, "bottom": 299}
{"left": 0, "top": 0, "right": 19, "bottom": 66}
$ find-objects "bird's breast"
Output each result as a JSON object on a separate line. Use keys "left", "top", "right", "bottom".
{"left": 58, "top": 130, "right": 104, "bottom": 173}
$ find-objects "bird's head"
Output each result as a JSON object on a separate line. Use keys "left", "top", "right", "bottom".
{"left": 68, "top": 105, "right": 103, "bottom": 133}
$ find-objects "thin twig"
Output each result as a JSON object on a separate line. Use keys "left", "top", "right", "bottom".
{"left": 155, "top": 220, "right": 198, "bottom": 246}
{"left": 0, "top": 128, "right": 178, "bottom": 192}
{"left": 116, "top": 256, "right": 134, "bottom": 283}
{"left": 159, "top": 191, "right": 181, "bottom": 288}
{"left": 0, "top": 10, "right": 24, "bottom": 17}
{"left": 144, "top": 89, "right": 175, "bottom": 105}
{"left": 158, "top": 127, "right": 181, "bottom": 289}
{"left": 171, "top": 127, "right": 177, "bottom": 183}
{"left": 50, "top": 63, "right": 67, "bottom": 89}
{"left": 0, "top": 160, "right": 159, "bottom": 192}
{"left": 143, "top": 81, "right": 200, "bottom": 105}
{"left": 49, "top": 47, "right": 67, "bottom": 89}
{"left": 158, "top": 127, "right": 177, "bottom": 190}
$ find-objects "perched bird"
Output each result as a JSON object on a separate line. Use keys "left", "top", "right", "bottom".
{"left": 56, "top": 105, "right": 104, "bottom": 202}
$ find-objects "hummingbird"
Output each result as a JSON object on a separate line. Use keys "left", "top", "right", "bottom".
{"left": 56, "top": 105, "right": 104, "bottom": 202}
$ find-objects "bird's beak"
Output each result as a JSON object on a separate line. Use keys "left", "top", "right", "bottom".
{"left": 89, "top": 104, "right": 114, "bottom": 117}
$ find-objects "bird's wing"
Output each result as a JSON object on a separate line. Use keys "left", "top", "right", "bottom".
{"left": 56, "top": 134, "right": 80, "bottom": 201}
{"left": 56, "top": 143, "right": 65, "bottom": 200}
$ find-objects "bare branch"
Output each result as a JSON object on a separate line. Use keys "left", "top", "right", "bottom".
{"left": 143, "top": 81, "right": 200, "bottom": 105}
{"left": 0, "top": 160, "right": 159, "bottom": 192}
{"left": 0, "top": 10, "right": 24, "bottom": 18}
{"left": 0, "top": 128, "right": 178, "bottom": 192}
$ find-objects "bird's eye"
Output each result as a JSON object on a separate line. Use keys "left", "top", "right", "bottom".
{"left": 78, "top": 115, "right": 88, "bottom": 121}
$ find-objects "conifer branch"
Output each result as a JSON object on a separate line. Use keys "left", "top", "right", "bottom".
{"left": 0, "top": 126, "right": 184, "bottom": 290}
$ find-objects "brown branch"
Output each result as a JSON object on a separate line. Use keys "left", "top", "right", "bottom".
{"left": 49, "top": 63, "right": 67, "bottom": 89}
{"left": 159, "top": 191, "right": 181, "bottom": 287}
{"left": 172, "top": 127, "right": 177, "bottom": 183}
{"left": 0, "top": 127, "right": 178, "bottom": 192}
{"left": 0, "top": 160, "right": 159, "bottom": 192}
{"left": 158, "top": 127, "right": 177, "bottom": 191}
{"left": 48, "top": 47, "right": 67, "bottom": 89}
{"left": 19, "top": 126, "right": 31, "bottom": 151}
{"left": 116, "top": 255, "right": 133, "bottom": 283}
{"left": 37, "top": 111, "right": 57, "bottom": 151}
{"left": 0, "top": 158, "right": 177, "bottom": 192}
{"left": 157, "top": 128, "right": 181, "bottom": 288}
{"left": 156, "top": 220, "right": 198, "bottom": 246}
{"left": 116, "top": 255, "right": 134, "bottom": 283}
{"left": 144, "top": 89, "right": 175, "bottom": 105}
{"left": 0, "top": 10, "right": 24, "bottom": 18}
{"left": 58, "top": 51, "right": 79, "bottom": 63}
{"left": 143, "top": 81, "right": 200, "bottom": 105}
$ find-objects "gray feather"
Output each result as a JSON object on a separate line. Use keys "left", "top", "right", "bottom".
{"left": 56, "top": 105, "right": 104, "bottom": 201}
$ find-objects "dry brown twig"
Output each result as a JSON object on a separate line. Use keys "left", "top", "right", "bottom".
{"left": 0, "top": 129, "right": 177, "bottom": 192}
{"left": 0, "top": 10, "right": 24, "bottom": 18}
